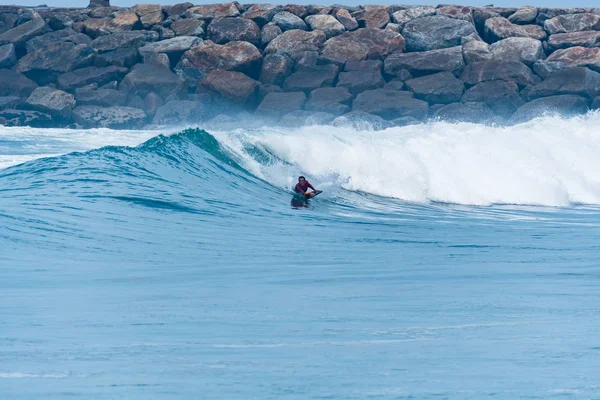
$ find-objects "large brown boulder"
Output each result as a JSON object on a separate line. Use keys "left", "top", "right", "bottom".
{"left": 242, "top": 4, "right": 281, "bottom": 26}
{"left": 57, "top": 66, "right": 128, "bottom": 91}
{"left": 402, "top": 15, "right": 477, "bottom": 52}
{"left": 384, "top": 46, "right": 464, "bottom": 76}
{"left": 462, "top": 35, "right": 492, "bottom": 64}
{"left": 483, "top": 17, "right": 529, "bottom": 43}
{"left": 544, "top": 13, "right": 600, "bottom": 35}
{"left": 436, "top": 5, "right": 474, "bottom": 23}
{"left": 260, "top": 22, "right": 281, "bottom": 47}
{"left": 352, "top": 89, "right": 429, "bottom": 119}
{"left": 119, "top": 63, "right": 186, "bottom": 98}
{"left": 524, "top": 67, "right": 600, "bottom": 100}
{"left": 15, "top": 42, "right": 97, "bottom": 85}
{"left": 282, "top": 64, "right": 339, "bottom": 92}
{"left": 489, "top": 37, "right": 544, "bottom": 66}
{"left": 131, "top": 4, "right": 163, "bottom": 29}
{"left": 25, "top": 86, "right": 75, "bottom": 119}
{"left": 199, "top": 69, "right": 259, "bottom": 104}
{"left": 255, "top": 91, "right": 307, "bottom": 119}
{"left": 207, "top": 17, "right": 261, "bottom": 45}
{"left": 170, "top": 19, "right": 205, "bottom": 37}
{"left": 510, "top": 95, "right": 589, "bottom": 123}
{"left": 181, "top": 40, "right": 262, "bottom": 76}
{"left": 405, "top": 72, "right": 465, "bottom": 104}
{"left": 264, "top": 29, "right": 326, "bottom": 57}
{"left": 353, "top": 5, "right": 390, "bottom": 29}
{"left": 508, "top": 6, "right": 538, "bottom": 25}
{"left": 547, "top": 31, "right": 600, "bottom": 52}
{"left": 0, "top": 69, "right": 37, "bottom": 97}
{"left": 259, "top": 53, "right": 292, "bottom": 86}
{"left": 334, "top": 9, "right": 358, "bottom": 31}
{"left": 461, "top": 80, "right": 524, "bottom": 116}
{"left": 185, "top": 3, "right": 240, "bottom": 19}
{"left": 461, "top": 61, "right": 540, "bottom": 88}
{"left": 320, "top": 28, "right": 404, "bottom": 65}
{"left": 546, "top": 47, "right": 600, "bottom": 72}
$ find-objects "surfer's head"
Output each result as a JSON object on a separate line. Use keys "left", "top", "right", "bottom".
{"left": 298, "top": 176, "right": 305, "bottom": 183}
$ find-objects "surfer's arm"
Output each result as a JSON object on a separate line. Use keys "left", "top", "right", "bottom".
{"left": 307, "top": 182, "right": 316, "bottom": 191}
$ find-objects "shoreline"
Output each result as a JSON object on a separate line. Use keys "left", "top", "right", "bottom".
{"left": 1, "top": 2, "right": 600, "bottom": 130}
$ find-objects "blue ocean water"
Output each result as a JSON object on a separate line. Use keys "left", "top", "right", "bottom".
{"left": 2, "top": 118, "right": 600, "bottom": 399}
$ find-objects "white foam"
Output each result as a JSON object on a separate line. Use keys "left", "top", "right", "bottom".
{"left": 214, "top": 113, "right": 600, "bottom": 207}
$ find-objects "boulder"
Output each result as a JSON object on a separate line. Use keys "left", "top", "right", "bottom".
{"left": 434, "top": 101, "right": 495, "bottom": 122}
{"left": 163, "top": 2, "right": 194, "bottom": 18}
{"left": 384, "top": 46, "right": 464, "bottom": 76}
{"left": 258, "top": 83, "right": 282, "bottom": 103}
{"left": 152, "top": 100, "right": 209, "bottom": 125}
{"left": 143, "top": 92, "right": 163, "bottom": 117}
{"left": 184, "top": 3, "right": 240, "bottom": 19}
{"left": 119, "top": 63, "right": 186, "bottom": 98}
{"left": 170, "top": 19, "right": 205, "bottom": 37}
{"left": 405, "top": 72, "right": 465, "bottom": 104}
{"left": 283, "top": 64, "right": 338, "bottom": 92}
{"left": 0, "top": 12, "right": 18, "bottom": 36}
{"left": 199, "top": 69, "right": 259, "bottom": 104}
{"left": 242, "top": 4, "right": 280, "bottom": 26}
{"left": 0, "top": 96, "right": 22, "bottom": 110}
{"left": 25, "top": 28, "right": 92, "bottom": 53}
{"left": 305, "top": 87, "right": 352, "bottom": 115}
{"left": 15, "top": 42, "right": 97, "bottom": 85}
{"left": 461, "top": 61, "right": 540, "bottom": 88}
{"left": 152, "top": 26, "right": 176, "bottom": 41}
{"left": 264, "top": 29, "right": 326, "bottom": 57}
{"left": 344, "top": 60, "right": 382, "bottom": 73}
{"left": 94, "top": 47, "right": 138, "bottom": 68}
{"left": 461, "top": 80, "right": 524, "bottom": 115}
{"left": 320, "top": 28, "right": 404, "bottom": 65}
{"left": 0, "top": 109, "right": 51, "bottom": 127}
{"left": 544, "top": 13, "right": 600, "bottom": 35}
{"left": 259, "top": 53, "right": 292, "bottom": 86}
{"left": 260, "top": 22, "right": 281, "bottom": 47}
{"left": 547, "top": 31, "right": 600, "bottom": 52}
{"left": 332, "top": 111, "right": 390, "bottom": 130}
{"left": 353, "top": 89, "right": 429, "bottom": 119}
{"left": 532, "top": 60, "right": 565, "bottom": 79}
{"left": 535, "top": 7, "right": 581, "bottom": 25}
{"left": 57, "top": 65, "right": 128, "bottom": 91}
{"left": 75, "top": 87, "right": 127, "bottom": 106}
{"left": 255, "top": 91, "right": 307, "bottom": 119}
{"left": 285, "top": 4, "right": 307, "bottom": 18}
{"left": 336, "top": 70, "right": 384, "bottom": 94}
{"left": 72, "top": 105, "right": 147, "bottom": 128}
{"left": 88, "top": 0, "right": 110, "bottom": 8}
{"left": 0, "top": 69, "right": 37, "bottom": 97}
{"left": 473, "top": 7, "right": 500, "bottom": 34}
{"left": 508, "top": 6, "right": 538, "bottom": 25}
{"left": 334, "top": 8, "right": 358, "bottom": 31}
{"left": 353, "top": 5, "right": 390, "bottom": 29}
{"left": 384, "top": 80, "right": 406, "bottom": 90}
{"left": 181, "top": 40, "right": 262, "bottom": 76}
{"left": 525, "top": 67, "right": 600, "bottom": 100}
{"left": 0, "top": 12, "right": 48, "bottom": 46}
{"left": 143, "top": 52, "right": 171, "bottom": 69}
{"left": 132, "top": 4, "right": 163, "bottom": 29}
{"left": 546, "top": 47, "right": 600, "bottom": 72}
{"left": 279, "top": 110, "right": 336, "bottom": 126}
{"left": 172, "top": 57, "right": 204, "bottom": 89}
{"left": 80, "top": 18, "right": 112, "bottom": 39}
{"left": 402, "top": 15, "right": 477, "bottom": 52}
{"left": 436, "top": 5, "right": 473, "bottom": 23}
{"left": 305, "top": 15, "right": 345, "bottom": 39}
{"left": 523, "top": 24, "right": 547, "bottom": 41}
{"left": 272, "top": 11, "right": 306, "bottom": 31}
{"left": 0, "top": 43, "right": 16, "bottom": 68}
{"left": 510, "top": 95, "right": 589, "bottom": 123}
{"left": 138, "top": 36, "right": 201, "bottom": 59}
{"left": 25, "top": 86, "right": 75, "bottom": 119}
{"left": 483, "top": 17, "right": 529, "bottom": 43}
{"left": 109, "top": 10, "right": 140, "bottom": 32}
{"left": 92, "top": 30, "right": 158, "bottom": 53}
{"left": 207, "top": 17, "right": 261, "bottom": 45}
{"left": 489, "top": 37, "right": 544, "bottom": 66}
{"left": 462, "top": 36, "right": 492, "bottom": 64}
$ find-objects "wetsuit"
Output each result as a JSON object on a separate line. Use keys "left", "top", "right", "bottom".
{"left": 295, "top": 180, "right": 316, "bottom": 195}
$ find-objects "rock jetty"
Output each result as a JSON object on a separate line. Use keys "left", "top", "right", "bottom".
{"left": 1, "top": 2, "right": 600, "bottom": 129}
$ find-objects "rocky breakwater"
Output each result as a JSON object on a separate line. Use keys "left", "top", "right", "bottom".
{"left": 1, "top": 2, "right": 600, "bottom": 129}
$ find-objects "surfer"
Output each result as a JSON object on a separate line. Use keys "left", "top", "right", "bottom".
{"left": 294, "top": 176, "right": 320, "bottom": 199}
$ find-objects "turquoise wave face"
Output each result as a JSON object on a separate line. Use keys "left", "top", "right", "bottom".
{"left": 2, "top": 126, "right": 600, "bottom": 398}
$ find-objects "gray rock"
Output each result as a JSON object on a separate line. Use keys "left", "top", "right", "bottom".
{"left": 532, "top": 60, "right": 565, "bottom": 79}
{"left": 0, "top": 12, "right": 18, "bottom": 35}
{"left": 336, "top": 70, "right": 384, "bottom": 94}
{"left": 353, "top": 88, "right": 429, "bottom": 119}
{"left": 199, "top": 69, "right": 259, "bottom": 104}
{"left": 473, "top": 7, "right": 500, "bottom": 33}
{"left": 283, "top": 64, "right": 339, "bottom": 92}
{"left": 535, "top": 7, "right": 582, "bottom": 26}
{"left": 173, "top": 57, "right": 205, "bottom": 89}
{"left": 264, "top": 29, "right": 326, "bottom": 57}
{"left": 353, "top": 5, "right": 390, "bottom": 29}
{"left": 163, "top": 2, "right": 194, "bottom": 18}
{"left": 0, "top": 12, "right": 48, "bottom": 46}
{"left": 544, "top": 13, "right": 600, "bottom": 35}
{"left": 384, "top": 46, "right": 464, "bottom": 76}
{"left": 461, "top": 61, "right": 540, "bottom": 88}
{"left": 72, "top": 105, "right": 147, "bottom": 128}
{"left": 284, "top": 4, "right": 308, "bottom": 18}
{"left": 510, "top": 95, "right": 589, "bottom": 123}
{"left": 143, "top": 52, "right": 171, "bottom": 69}
{"left": 391, "top": 6, "right": 436, "bottom": 28}
{"left": 181, "top": 40, "right": 262, "bottom": 76}
{"left": 152, "top": 100, "right": 209, "bottom": 125}
{"left": 88, "top": 0, "right": 110, "bottom": 7}
{"left": 144, "top": 92, "right": 163, "bottom": 117}
{"left": 258, "top": 83, "right": 282, "bottom": 103}
{"left": 25, "top": 28, "right": 92, "bottom": 53}
{"left": 484, "top": 17, "right": 529, "bottom": 43}
{"left": 152, "top": 26, "right": 176, "bottom": 41}
{"left": 279, "top": 110, "right": 336, "bottom": 126}
{"left": 546, "top": 47, "right": 600, "bottom": 72}
{"left": 25, "top": 86, "right": 75, "bottom": 119}
{"left": 405, "top": 72, "right": 465, "bottom": 104}
{"left": 525, "top": 67, "right": 600, "bottom": 100}
{"left": 242, "top": 4, "right": 281, "bottom": 26}
{"left": 462, "top": 35, "right": 492, "bottom": 64}
{"left": 508, "top": 6, "right": 538, "bottom": 25}
{"left": 0, "top": 69, "right": 37, "bottom": 97}
{"left": 92, "top": 30, "right": 158, "bottom": 53}
{"left": 391, "top": 116, "right": 420, "bottom": 127}
{"left": 489, "top": 37, "right": 544, "bottom": 66}
{"left": 344, "top": 60, "right": 382, "bottom": 73}
{"left": 0, "top": 43, "right": 16, "bottom": 68}
{"left": 321, "top": 28, "right": 404, "bottom": 65}
{"left": 332, "top": 111, "right": 391, "bottom": 130}
{"left": 402, "top": 15, "right": 477, "bottom": 52}
{"left": 139, "top": 36, "right": 201, "bottom": 58}
{"left": 272, "top": 11, "right": 307, "bottom": 31}
{"left": 0, "top": 108, "right": 51, "bottom": 127}
{"left": 305, "top": 14, "right": 345, "bottom": 39}
{"left": 462, "top": 80, "right": 524, "bottom": 115}
{"left": 435, "top": 101, "right": 496, "bottom": 122}
{"left": 260, "top": 22, "right": 282, "bottom": 47}
{"left": 334, "top": 8, "right": 358, "bottom": 31}
{"left": 523, "top": 24, "right": 547, "bottom": 41}
{"left": 259, "top": 53, "right": 292, "bottom": 86}
{"left": 57, "top": 65, "right": 128, "bottom": 91}
{"left": 0, "top": 96, "right": 22, "bottom": 110}
{"left": 119, "top": 63, "right": 186, "bottom": 98}
{"left": 547, "top": 31, "right": 600, "bottom": 52}
{"left": 75, "top": 87, "right": 127, "bottom": 106}
{"left": 207, "top": 17, "right": 261, "bottom": 45}
{"left": 94, "top": 47, "right": 138, "bottom": 68}
{"left": 15, "top": 42, "right": 97, "bottom": 85}
{"left": 131, "top": 4, "right": 163, "bottom": 29}
{"left": 255, "top": 91, "right": 307, "bottom": 120}
{"left": 436, "top": 5, "right": 474, "bottom": 23}
{"left": 305, "top": 87, "right": 352, "bottom": 115}
{"left": 384, "top": 80, "right": 406, "bottom": 91}
{"left": 184, "top": 3, "right": 240, "bottom": 20}
{"left": 170, "top": 19, "right": 205, "bottom": 37}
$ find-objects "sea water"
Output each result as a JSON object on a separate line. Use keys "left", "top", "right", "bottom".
{"left": 2, "top": 115, "right": 600, "bottom": 399}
